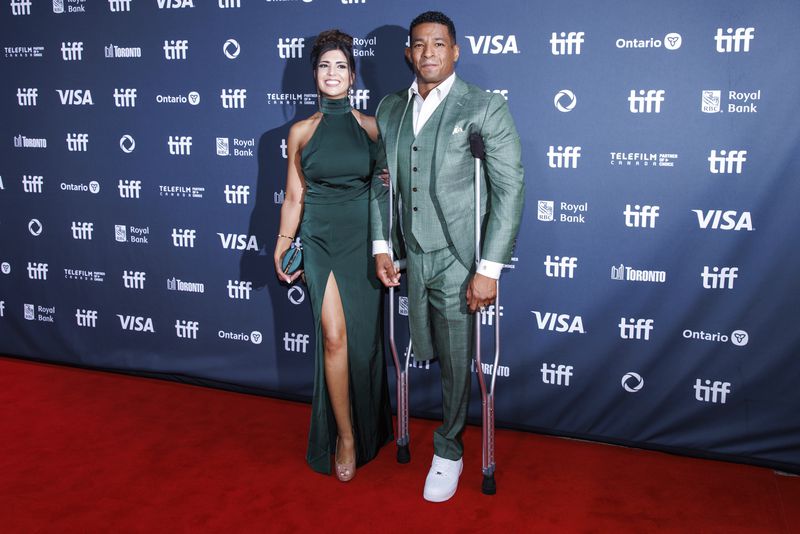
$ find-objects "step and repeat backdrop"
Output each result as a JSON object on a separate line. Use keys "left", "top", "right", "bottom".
{"left": 1, "top": 0, "right": 799, "bottom": 472}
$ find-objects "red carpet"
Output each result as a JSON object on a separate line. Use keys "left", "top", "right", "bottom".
{"left": 0, "top": 356, "right": 797, "bottom": 533}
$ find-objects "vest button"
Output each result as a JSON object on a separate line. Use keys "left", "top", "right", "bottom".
{"left": 412, "top": 187, "right": 418, "bottom": 192}
{"left": 413, "top": 146, "right": 418, "bottom": 151}
{"left": 413, "top": 166, "right": 418, "bottom": 172}
{"left": 413, "top": 207, "right": 418, "bottom": 212}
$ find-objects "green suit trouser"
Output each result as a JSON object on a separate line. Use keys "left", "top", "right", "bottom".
{"left": 406, "top": 242, "right": 474, "bottom": 461}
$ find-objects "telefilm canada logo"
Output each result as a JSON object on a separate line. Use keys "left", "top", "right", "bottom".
{"left": 266, "top": 91, "right": 317, "bottom": 105}
{"left": 5, "top": 45, "right": 45, "bottom": 58}
{"left": 610, "top": 151, "right": 678, "bottom": 168}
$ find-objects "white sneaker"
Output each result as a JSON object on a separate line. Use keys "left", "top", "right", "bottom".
{"left": 423, "top": 455, "right": 463, "bottom": 502}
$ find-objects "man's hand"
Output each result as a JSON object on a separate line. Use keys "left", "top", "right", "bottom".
{"left": 379, "top": 168, "right": 390, "bottom": 187}
{"left": 466, "top": 273, "right": 497, "bottom": 313}
{"left": 375, "top": 253, "right": 400, "bottom": 287}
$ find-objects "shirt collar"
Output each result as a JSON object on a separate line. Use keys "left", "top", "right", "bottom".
{"left": 408, "top": 72, "right": 457, "bottom": 101}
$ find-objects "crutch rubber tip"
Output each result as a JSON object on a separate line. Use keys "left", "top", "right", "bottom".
{"left": 481, "top": 473, "right": 496, "bottom": 495}
{"left": 396, "top": 444, "right": 411, "bottom": 464}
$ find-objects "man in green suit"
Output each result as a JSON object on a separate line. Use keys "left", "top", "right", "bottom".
{"left": 370, "top": 11, "right": 524, "bottom": 502}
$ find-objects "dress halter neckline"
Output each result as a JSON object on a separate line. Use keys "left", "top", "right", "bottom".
{"left": 319, "top": 96, "right": 352, "bottom": 115}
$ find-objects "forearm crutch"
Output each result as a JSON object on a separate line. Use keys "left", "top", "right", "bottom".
{"left": 469, "top": 132, "right": 499, "bottom": 495}
{"left": 387, "top": 177, "right": 412, "bottom": 464}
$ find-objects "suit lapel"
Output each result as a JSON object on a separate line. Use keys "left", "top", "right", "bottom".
{"left": 433, "top": 76, "right": 469, "bottom": 178}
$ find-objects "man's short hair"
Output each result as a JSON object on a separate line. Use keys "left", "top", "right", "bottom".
{"left": 409, "top": 11, "right": 456, "bottom": 44}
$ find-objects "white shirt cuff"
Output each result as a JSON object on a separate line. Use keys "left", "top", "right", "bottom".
{"left": 372, "top": 240, "right": 390, "bottom": 256}
{"left": 478, "top": 259, "right": 504, "bottom": 280}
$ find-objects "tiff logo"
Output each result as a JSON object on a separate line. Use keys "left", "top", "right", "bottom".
{"left": 619, "top": 318, "right": 654, "bottom": 340}
{"left": 61, "top": 42, "right": 84, "bottom": 61}
{"left": 113, "top": 88, "right": 137, "bottom": 107}
{"left": 708, "top": 150, "right": 747, "bottom": 174}
{"left": 227, "top": 280, "right": 252, "bottom": 299}
{"left": 66, "top": 133, "right": 89, "bottom": 152}
{"left": 168, "top": 136, "right": 192, "bottom": 155}
{"left": 108, "top": 0, "right": 132, "bottom": 11}
{"left": 71, "top": 221, "right": 94, "bottom": 240}
{"left": 172, "top": 228, "right": 196, "bottom": 247}
{"left": 349, "top": 89, "right": 370, "bottom": 110}
{"left": 341, "top": 0, "right": 366, "bottom": 3}
{"left": 541, "top": 364, "right": 573, "bottom": 386}
{"left": 624, "top": 204, "right": 660, "bottom": 228}
{"left": 118, "top": 179, "right": 141, "bottom": 198}
{"left": 628, "top": 90, "right": 665, "bottom": 113}
{"left": 27, "top": 262, "right": 49, "bottom": 280}
{"left": 220, "top": 89, "right": 246, "bottom": 109}
{"left": 479, "top": 304, "right": 503, "bottom": 326}
{"left": 0, "top": 301, "right": 5, "bottom": 318}
{"left": 277, "top": 38, "right": 304, "bottom": 59}
{"left": 280, "top": 138, "right": 288, "bottom": 159}
{"left": 122, "top": 270, "right": 146, "bottom": 289}
{"left": 550, "top": 31, "right": 584, "bottom": 55}
{"left": 218, "top": 0, "right": 240, "bottom": 7}
{"left": 544, "top": 255, "right": 577, "bottom": 278}
{"left": 547, "top": 145, "right": 581, "bottom": 168}
{"left": 22, "top": 175, "right": 43, "bottom": 193}
{"left": 284, "top": 332, "right": 310, "bottom": 353}
{"left": 694, "top": 379, "right": 731, "bottom": 404}
{"left": 715, "top": 27, "right": 754, "bottom": 53}
{"left": 163, "top": 40, "right": 189, "bottom": 60}
{"left": 175, "top": 320, "right": 199, "bottom": 339}
{"left": 224, "top": 185, "right": 250, "bottom": 204}
{"left": 17, "top": 88, "right": 38, "bottom": 106}
{"left": 76, "top": 308, "right": 98, "bottom": 327}
{"left": 701, "top": 266, "right": 738, "bottom": 289}
{"left": 10, "top": 0, "right": 32, "bottom": 15}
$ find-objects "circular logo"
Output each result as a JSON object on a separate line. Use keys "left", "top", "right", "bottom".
{"left": 188, "top": 91, "right": 200, "bottom": 105}
{"left": 89, "top": 181, "right": 100, "bottom": 194}
{"left": 554, "top": 89, "right": 576, "bottom": 112}
{"left": 1, "top": 262, "right": 10, "bottom": 274}
{"left": 288, "top": 286, "right": 305, "bottom": 305}
{"left": 664, "top": 33, "right": 682, "bottom": 50}
{"left": 250, "top": 330, "right": 263, "bottom": 345}
{"left": 120, "top": 134, "right": 136, "bottom": 153}
{"left": 28, "top": 219, "right": 43, "bottom": 236}
{"left": 224, "top": 39, "right": 240, "bottom": 59}
{"left": 621, "top": 372, "right": 644, "bottom": 393}
{"left": 730, "top": 330, "right": 749, "bottom": 347}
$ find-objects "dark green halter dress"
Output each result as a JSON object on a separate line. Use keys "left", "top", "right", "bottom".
{"left": 300, "top": 96, "right": 393, "bottom": 474}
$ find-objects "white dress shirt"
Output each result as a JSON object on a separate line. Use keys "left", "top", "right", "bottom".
{"left": 373, "top": 73, "right": 504, "bottom": 279}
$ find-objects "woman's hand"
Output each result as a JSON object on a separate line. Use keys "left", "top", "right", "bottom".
{"left": 274, "top": 245, "right": 304, "bottom": 284}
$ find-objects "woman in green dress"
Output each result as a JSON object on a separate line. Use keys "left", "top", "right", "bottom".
{"left": 273, "top": 29, "right": 393, "bottom": 481}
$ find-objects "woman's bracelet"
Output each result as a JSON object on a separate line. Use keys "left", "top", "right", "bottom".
{"left": 277, "top": 234, "right": 294, "bottom": 241}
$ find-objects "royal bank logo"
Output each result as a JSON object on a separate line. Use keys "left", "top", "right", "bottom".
{"left": 220, "top": 89, "right": 247, "bottom": 109}
{"left": 611, "top": 264, "right": 666, "bottom": 283}
{"left": 353, "top": 36, "right": 376, "bottom": 57}
{"left": 216, "top": 137, "right": 255, "bottom": 157}
{"left": 27, "top": 262, "right": 49, "bottom": 280}
{"left": 104, "top": 43, "right": 142, "bottom": 58}
{"left": 288, "top": 286, "right": 305, "bottom": 305}
{"left": 64, "top": 268, "right": 105, "bottom": 282}
{"left": 708, "top": 150, "right": 747, "bottom": 174}
{"left": 277, "top": 37, "right": 304, "bottom": 59}
{"left": 224, "top": 185, "right": 250, "bottom": 204}
{"left": 54, "top": 0, "right": 87, "bottom": 13}
{"left": 349, "top": 89, "right": 370, "bottom": 110}
{"left": 219, "top": 329, "right": 262, "bottom": 344}
{"left": 25, "top": 304, "right": 55, "bottom": 322}
{"left": 218, "top": 233, "right": 259, "bottom": 251}
{"left": 543, "top": 255, "right": 577, "bottom": 278}
{"left": 541, "top": 364, "right": 573, "bottom": 386}
{"left": 628, "top": 89, "right": 665, "bottom": 113}
{"left": 171, "top": 228, "right": 196, "bottom": 247}
{"left": 619, "top": 318, "right": 654, "bottom": 340}
{"left": 167, "top": 277, "right": 205, "bottom": 294}
{"left": 11, "top": 0, "right": 32, "bottom": 15}
{"left": 14, "top": 135, "right": 47, "bottom": 149}
{"left": 223, "top": 38, "right": 240, "bottom": 59}
{"left": 157, "top": 0, "right": 194, "bottom": 7}
{"left": 117, "top": 179, "right": 141, "bottom": 198}
{"left": 4, "top": 46, "right": 45, "bottom": 58}
{"left": 70, "top": 221, "right": 94, "bottom": 240}
{"left": 108, "top": 0, "right": 132, "bottom": 11}
{"left": 694, "top": 379, "right": 731, "bottom": 404}
{"left": 715, "top": 27, "right": 754, "bottom": 53}
{"left": 118, "top": 314, "right": 154, "bottom": 332}
{"left": 693, "top": 209, "right": 753, "bottom": 231}
{"left": 113, "top": 88, "right": 137, "bottom": 107}
{"left": 66, "top": 133, "right": 89, "bottom": 152}
{"left": 701, "top": 266, "right": 738, "bottom": 289}
{"left": 547, "top": 145, "right": 581, "bottom": 168}
{"left": 159, "top": 185, "right": 204, "bottom": 198}
{"left": 168, "top": 135, "right": 192, "bottom": 155}
{"left": 175, "top": 320, "right": 199, "bottom": 339}
{"left": 532, "top": 311, "right": 585, "bottom": 334}
{"left": 76, "top": 308, "right": 98, "bottom": 327}
{"left": 624, "top": 204, "right": 660, "bottom": 228}
{"left": 156, "top": 92, "right": 200, "bottom": 105}
{"left": 61, "top": 42, "right": 84, "bottom": 61}
{"left": 119, "top": 135, "right": 136, "bottom": 153}
{"left": 616, "top": 32, "right": 681, "bottom": 50}
{"left": 17, "top": 88, "right": 38, "bottom": 106}
{"left": 683, "top": 328, "right": 749, "bottom": 347}
{"left": 550, "top": 32, "right": 584, "bottom": 55}
{"left": 115, "top": 225, "right": 149, "bottom": 244}
{"left": 23, "top": 175, "right": 44, "bottom": 193}
{"left": 702, "top": 90, "right": 761, "bottom": 114}
{"left": 610, "top": 151, "right": 678, "bottom": 168}
{"left": 163, "top": 40, "right": 189, "bottom": 60}
{"left": 537, "top": 200, "right": 587, "bottom": 224}
{"left": 61, "top": 180, "right": 100, "bottom": 194}
{"left": 284, "top": 332, "right": 310, "bottom": 353}
{"left": 465, "top": 35, "right": 519, "bottom": 54}
{"left": 554, "top": 89, "right": 576, "bottom": 112}
{"left": 701, "top": 90, "right": 721, "bottom": 113}
{"left": 227, "top": 280, "right": 252, "bottom": 299}
{"left": 621, "top": 372, "right": 644, "bottom": 393}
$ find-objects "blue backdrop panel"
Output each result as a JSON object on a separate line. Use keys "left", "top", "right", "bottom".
{"left": 1, "top": 0, "right": 798, "bottom": 472}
